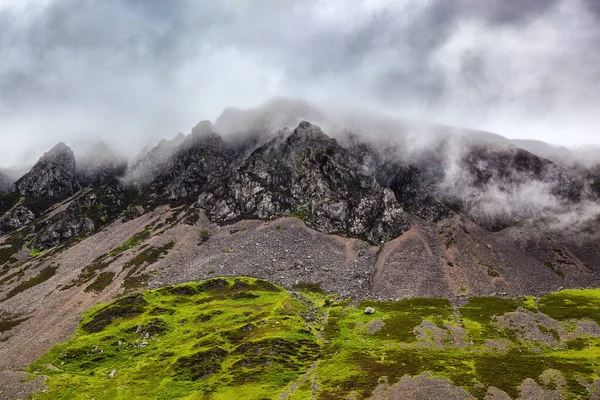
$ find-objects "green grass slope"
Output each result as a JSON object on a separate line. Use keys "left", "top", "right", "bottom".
{"left": 29, "top": 278, "right": 600, "bottom": 399}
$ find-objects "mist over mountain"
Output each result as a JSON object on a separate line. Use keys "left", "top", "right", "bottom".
{"left": 1, "top": 0, "right": 600, "bottom": 167}
{"left": 2, "top": 1, "right": 600, "bottom": 398}
{"left": 1, "top": 99, "right": 600, "bottom": 399}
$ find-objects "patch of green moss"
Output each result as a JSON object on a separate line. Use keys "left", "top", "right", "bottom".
{"left": 290, "top": 203, "right": 309, "bottom": 222}
{"left": 22, "top": 197, "right": 55, "bottom": 216}
{"left": 292, "top": 282, "right": 324, "bottom": 293}
{"left": 28, "top": 283, "right": 600, "bottom": 400}
{"left": 108, "top": 227, "right": 153, "bottom": 257}
{"left": 460, "top": 297, "right": 520, "bottom": 323}
{"left": 29, "top": 248, "right": 42, "bottom": 258}
{"left": 30, "top": 277, "right": 319, "bottom": 399}
{"left": 539, "top": 289, "right": 600, "bottom": 325}
{"left": 84, "top": 272, "right": 116, "bottom": 293}
{"left": 0, "top": 312, "right": 30, "bottom": 333}
{"left": 0, "top": 192, "right": 21, "bottom": 215}
{"left": 198, "top": 229, "right": 212, "bottom": 244}
{"left": 359, "top": 298, "right": 453, "bottom": 342}
{"left": 81, "top": 293, "right": 148, "bottom": 333}
{"left": 62, "top": 259, "right": 112, "bottom": 290}
{"left": 0, "top": 235, "right": 25, "bottom": 265}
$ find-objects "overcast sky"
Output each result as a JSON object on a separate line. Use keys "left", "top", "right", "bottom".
{"left": 1, "top": 0, "right": 599, "bottom": 167}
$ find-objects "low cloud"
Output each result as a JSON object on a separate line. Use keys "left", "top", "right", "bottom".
{"left": 1, "top": 0, "right": 599, "bottom": 167}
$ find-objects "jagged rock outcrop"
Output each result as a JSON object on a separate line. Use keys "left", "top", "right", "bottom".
{"left": 33, "top": 213, "right": 95, "bottom": 249}
{"left": 0, "top": 170, "right": 12, "bottom": 193}
{"left": 0, "top": 205, "right": 35, "bottom": 234}
{"left": 149, "top": 122, "right": 235, "bottom": 200}
{"left": 129, "top": 132, "right": 186, "bottom": 185}
{"left": 199, "top": 121, "right": 411, "bottom": 243}
{"left": 13, "top": 143, "right": 80, "bottom": 201}
{"left": 76, "top": 142, "right": 126, "bottom": 187}
{"left": 32, "top": 179, "right": 127, "bottom": 248}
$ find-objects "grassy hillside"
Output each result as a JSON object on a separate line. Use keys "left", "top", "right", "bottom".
{"left": 29, "top": 278, "right": 600, "bottom": 399}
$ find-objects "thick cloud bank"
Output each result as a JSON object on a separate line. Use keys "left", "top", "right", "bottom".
{"left": 1, "top": 0, "right": 599, "bottom": 166}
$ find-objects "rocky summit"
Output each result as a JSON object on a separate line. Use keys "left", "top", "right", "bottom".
{"left": 198, "top": 121, "right": 410, "bottom": 243}
{"left": 1, "top": 112, "right": 600, "bottom": 399}
{"left": 13, "top": 142, "right": 79, "bottom": 201}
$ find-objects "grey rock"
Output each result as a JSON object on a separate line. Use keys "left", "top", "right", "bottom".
{"left": 199, "top": 121, "right": 410, "bottom": 243}
{"left": 129, "top": 132, "right": 186, "bottom": 185}
{"left": 364, "top": 307, "right": 376, "bottom": 314}
{"left": 32, "top": 180, "right": 127, "bottom": 249}
{"left": 0, "top": 205, "right": 35, "bottom": 234}
{"left": 13, "top": 142, "right": 80, "bottom": 201}
{"left": 155, "top": 121, "right": 233, "bottom": 199}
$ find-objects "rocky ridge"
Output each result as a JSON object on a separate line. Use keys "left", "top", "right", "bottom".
{"left": 198, "top": 121, "right": 410, "bottom": 243}
{"left": 1, "top": 112, "right": 600, "bottom": 399}
{"left": 13, "top": 143, "right": 79, "bottom": 201}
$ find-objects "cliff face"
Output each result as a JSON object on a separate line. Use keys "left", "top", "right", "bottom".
{"left": 13, "top": 143, "right": 79, "bottom": 201}
{"left": 198, "top": 121, "right": 410, "bottom": 243}
{"left": 150, "top": 122, "right": 235, "bottom": 200}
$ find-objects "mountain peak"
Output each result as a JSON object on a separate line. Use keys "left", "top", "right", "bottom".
{"left": 284, "top": 121, "right": 336, "bottom": 152}
{"left": 77, "top": 141, "right": 125, "bottom": 187}
{"left": 14, "top": 142, "right": 79, "bottom": 200}
{"left": 190, "top": 120, "right": 214, "bottom": 138}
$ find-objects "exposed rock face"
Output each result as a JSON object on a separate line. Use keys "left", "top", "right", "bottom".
{"left": 199, "top": 122, "right": 410, "bottom": 243}
{"left": 0, "top": 205, "right": 35, "bottom": 234}
{"left": 129, "top": 132, "right": 186, "bottom": 185}
{"left": 13, "top": 143, "right": 80, "bottom": 201}
{"left": 33, "top": 213, "right": 95, "bottom": 249}
{"left": 149, "top": 122, "right": 236, "bottom": 200}
{"left": 0, "top": 170, "right": 12, "bottom": 193}
{"left": 33, "top": 180, "right": 127, "bottom": 248}
{"left": 76, "top": 142, "right": 126, "bottom": 187}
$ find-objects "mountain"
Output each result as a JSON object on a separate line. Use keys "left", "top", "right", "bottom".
{"left": 128, "top": 132, "right": 186, "bottom": 186}
{"left": 76, "top": 142, "right": 127, "bottom": 187}
{"left": 199, "top": 121, "right": 409, "bottom": 243}
{"left": 1, "top": 106, "right": 600, "bottom": 399}
{"left": 0, "top": 170, "right": 12, "bottom": 193}
{"left": 13, "top": 142, "right": 79, "bottom": 201}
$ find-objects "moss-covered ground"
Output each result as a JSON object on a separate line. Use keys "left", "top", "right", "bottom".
{"left": 30, "top": 279, "right": 600, "bottom": 399}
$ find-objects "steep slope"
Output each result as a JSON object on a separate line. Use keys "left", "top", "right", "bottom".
{"left": 13, "top": 143, "right": 79, "bottom": 201}
{"left": 76, "top": 142, "right": 127, "bottom": 187}
{"left": 199, "top": 121, "right": 410, "bottom": 243}
{"left": 128, "top": 132, "right": 186, "bottom": 186}
{"left": 146, "top": 122, "right": 235, "bottom": 200}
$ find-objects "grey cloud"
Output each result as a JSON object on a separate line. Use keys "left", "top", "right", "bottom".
{"left": 0, "top": 0, "right": 599, "bottom": 167}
